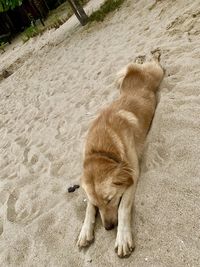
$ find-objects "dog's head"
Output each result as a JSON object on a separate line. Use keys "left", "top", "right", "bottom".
{"left": 81, "top": 154, "right": 133, "bottom": 230}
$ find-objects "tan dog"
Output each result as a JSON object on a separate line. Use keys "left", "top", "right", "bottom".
{"left": 77, "top": 53, "right": 164, "bottom": 257}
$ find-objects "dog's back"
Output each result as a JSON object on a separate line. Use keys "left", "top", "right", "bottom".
{"left": 85, "top": 58, "right": 164, "bottom": 162}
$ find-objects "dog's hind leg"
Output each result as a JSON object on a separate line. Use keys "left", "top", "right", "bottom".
{"left": 142, "top": 52, "right": 164, "bottom": 90}
{"left": 77, "top": 201, "right": 96, "bottom": 247}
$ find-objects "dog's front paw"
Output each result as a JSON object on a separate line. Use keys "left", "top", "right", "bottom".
{"left": 115, "top": 229, "right": 135, "bottom": 258}
{"left": 77, "top": 226, "right": 94, "bottom": 248}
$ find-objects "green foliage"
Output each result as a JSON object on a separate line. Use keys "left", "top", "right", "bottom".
{"left": 89, "top": 0, "right": 125, "bottom": 22}
{"left": 0, "top": 42, "right": 6, "bottom": 52}
{"left": 0, "top": 0, "right": 22, "bottom": 12}
{"left": 21, "top": 24, "right": 40, "bottom": 43}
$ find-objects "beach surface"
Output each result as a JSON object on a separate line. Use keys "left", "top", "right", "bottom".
{"left": 0, "top": 0, "right": 200, "bottom": 266}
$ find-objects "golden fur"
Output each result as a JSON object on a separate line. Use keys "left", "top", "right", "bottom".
{"left": 78, "top": 53, "right": 164, "bottom": 257}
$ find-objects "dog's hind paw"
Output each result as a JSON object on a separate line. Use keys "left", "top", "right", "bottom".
{"left": 151, "top": 48, "right": 161, "bottom": 62}
{"left": 77, "top": 226, "right": 94, "bottom": 248}
{"left": 134, "top": 55, "right": 146, "bottom": 64}
{"left": 115, "top": 229, "right": 135, "bottom": 258}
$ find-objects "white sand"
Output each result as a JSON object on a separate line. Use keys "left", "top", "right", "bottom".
{"left": 0, "top": 0, "right": 200, "bottom": 266}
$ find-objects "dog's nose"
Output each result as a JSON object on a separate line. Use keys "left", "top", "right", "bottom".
{"left": 105, "top": 223, "right": 115, "bottom": 231}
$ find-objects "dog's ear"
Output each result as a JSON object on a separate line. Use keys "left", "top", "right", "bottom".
{"left": 112, "top": 162, "right": 133, "bottom": 187}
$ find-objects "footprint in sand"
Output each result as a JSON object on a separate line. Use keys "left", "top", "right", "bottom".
{"left": 0, "top": 219, "right": 3, "bottom": 235}
{"left": 143, "top": 143, "right": 169, "bottom": 172}
{"left": 166, "top": 12, "right": 200, "bottom": 36}
{"left": 6, "top": 189, "right": 40, "bottom": 224}
{"left": 7, "top": 190, "right": 19, "bottom": 223}
{"left": 50, "top": 160, "right": 64, "bottom": 177}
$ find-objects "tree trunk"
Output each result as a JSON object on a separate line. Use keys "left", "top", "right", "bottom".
{"left": 68, "top": 0, "right": 88, "bottom": 26}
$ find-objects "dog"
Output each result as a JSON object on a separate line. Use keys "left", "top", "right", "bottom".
{"left": 77, "top": 52, "right": 164, "bottom": 257}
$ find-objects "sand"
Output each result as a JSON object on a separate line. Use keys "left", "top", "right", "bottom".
{"left": 0, "top": 0, "right": 200, "bottom": 266}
